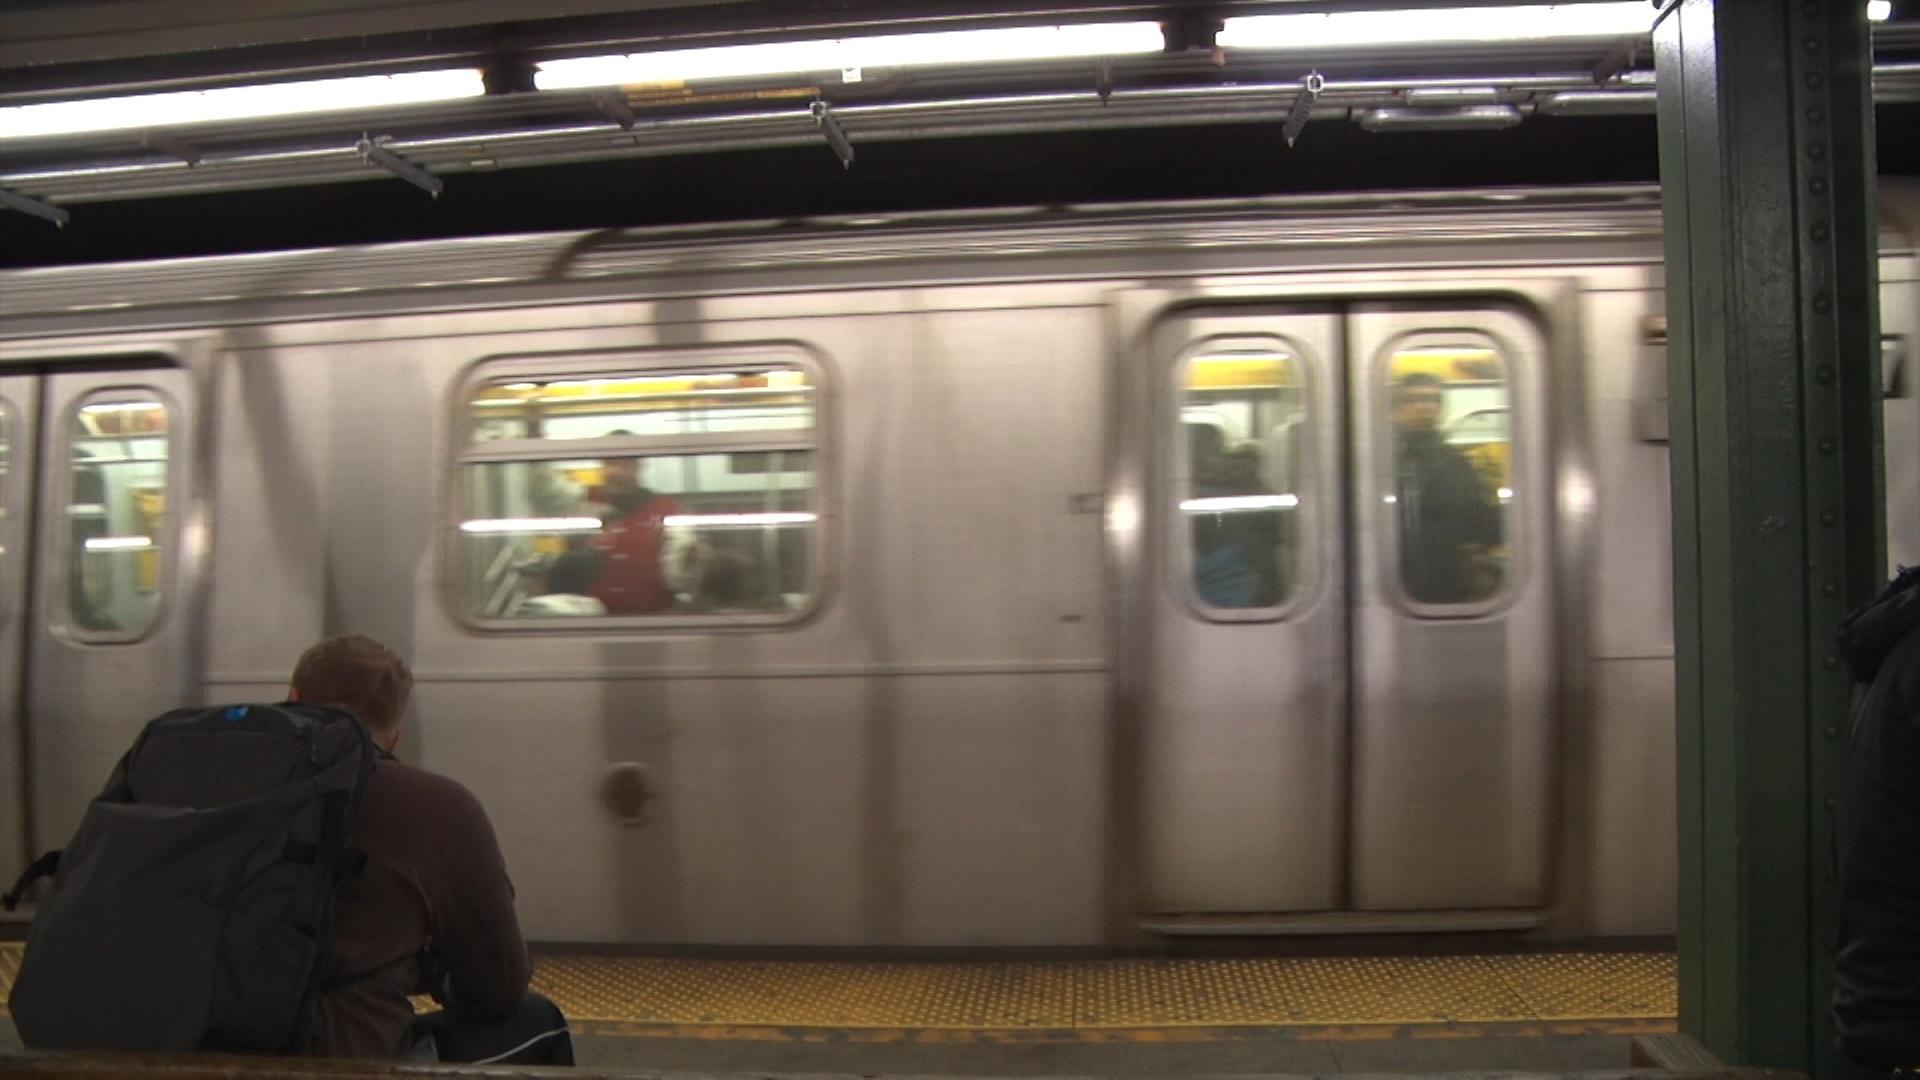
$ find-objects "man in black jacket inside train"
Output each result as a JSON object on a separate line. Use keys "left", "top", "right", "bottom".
{"left": 1390, "top": 373, "right": 1502, "bottom": 603}
{"left": 1834, "top": 565, "right": 1920, "bottom": 1079}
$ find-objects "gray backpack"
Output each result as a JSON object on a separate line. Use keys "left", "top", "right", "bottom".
{"left": 2, "top": 702, "right": 375, "bottom": 1052}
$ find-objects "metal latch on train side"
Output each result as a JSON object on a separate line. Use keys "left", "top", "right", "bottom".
{"left": 1284, "top": 73, "right": 1326, "bottom": 149}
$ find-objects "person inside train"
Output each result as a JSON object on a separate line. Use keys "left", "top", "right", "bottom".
{"left": 582, "top": 436, "right": 698, "bottom": 614}
{"left": 684, "top": 544, "right": 787, "bottom": 612}
{"left": 1389, "top": 372, "right": 1503, "bottom": 604}
{"left": 288, "top": 635, "right": 574, "bottom": 1065}
{"left": 513, "top": 547, "right": 608, "bottom": 617}
{"left": 1187, "top": 423, "right": 1284, "bottom": 608}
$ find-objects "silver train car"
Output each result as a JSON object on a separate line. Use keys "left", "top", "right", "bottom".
{"left": 1, "top": 183, "right": 1915, "bottom": 949}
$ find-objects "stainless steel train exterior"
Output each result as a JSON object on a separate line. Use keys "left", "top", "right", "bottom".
{"left": 0, "top": 183, "right": 1914, "bottom": 949}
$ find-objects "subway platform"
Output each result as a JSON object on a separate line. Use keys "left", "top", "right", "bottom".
{"left": 2, "top": 944, "right": 1679, "bottom": 1074}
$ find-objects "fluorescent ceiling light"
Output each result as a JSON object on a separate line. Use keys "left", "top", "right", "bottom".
{"left": 461, "top": 516, "right": 604, "bottom": 534}
{"left": 1181, "top": 495, "right": 1301, "bottom": 513}
{"left": 535, "top": 22, "right": 1165, "bottom": 90}
{"left": 1218, "top": 3, "right": 1651, "bottom": 49}
{"left": 84, "top": 536, "right": 155, "bottom": 551}
{"left": 0, "top": 69, "right": 485, "bottom": 142}
{"left": 1869, "top": 0, "right": 1892, "bottom": 20}
{"left": 664, "top": 512, "right": 817, "bottom": 527}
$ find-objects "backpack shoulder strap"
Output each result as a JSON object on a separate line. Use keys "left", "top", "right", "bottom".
{"left": 2, "top": 850, "right": 61, "bottom": 911}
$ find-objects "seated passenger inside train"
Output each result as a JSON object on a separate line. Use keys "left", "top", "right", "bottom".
{"left": 290, "top": 635, "right": 574, "bottom": 1065}
{"left": 1187, "top": 423, "right": 1286, "bottom": 608}
{"left": 683, "top": 545, "right": 787, "bottom": 613}
{"left": 513, "top": 547, "right": 608, "bottom": 617}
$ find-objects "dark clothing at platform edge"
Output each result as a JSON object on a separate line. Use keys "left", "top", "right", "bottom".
{"left": 308, "top": 755, "right": 531, "bottom": 1058}
{"left": 1834, "top": 566, "right": 1920, "bottom": 1073}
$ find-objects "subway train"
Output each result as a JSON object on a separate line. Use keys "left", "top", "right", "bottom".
{"left": 0, "top": 182, "right": 1914, "bottom": 950}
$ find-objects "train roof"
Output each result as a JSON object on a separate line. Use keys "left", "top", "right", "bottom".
{"left": 0, "top": 181, "right": 1913, "bottom": 329}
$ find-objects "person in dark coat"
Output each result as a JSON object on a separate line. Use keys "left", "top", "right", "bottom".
{"left": 1390, "top": 373, "right": 1502, "bottom": 603}
{"left": 1834, "top": 565, "right": 1920, "bottom": 1079}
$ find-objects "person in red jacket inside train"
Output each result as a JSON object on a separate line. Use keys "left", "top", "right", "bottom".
{"left": 584, "top": 445, "right": 694, "bottom": 615}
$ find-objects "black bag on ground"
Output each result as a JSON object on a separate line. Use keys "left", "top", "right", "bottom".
{"left": 1, "top": 702, "right": 375, "bottom": 1052}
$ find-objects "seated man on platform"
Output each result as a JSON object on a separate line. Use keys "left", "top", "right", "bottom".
{"left": 288, "top": 634, "right": 573, "bottom": 1064}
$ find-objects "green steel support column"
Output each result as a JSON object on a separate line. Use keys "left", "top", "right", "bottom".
{"left": 1655, "top": 0, "right": 1883, "bottom": 1073}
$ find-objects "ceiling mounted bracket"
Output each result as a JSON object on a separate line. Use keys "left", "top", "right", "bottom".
{"left": 0, "top": 186, "right": 70, "bottom": 227}
{"left": 811, "top": 100, "right": 855, "bottom": 169}
{"left": 355, "top": 134, "right": 444, "bottom": 198}
{"left": 1592, "top": 36, "right": 1643, "bottom": 82}
{"left": 593, "top": 90, "right": 638, "bottom": 131}
{"left": 1283, "top": 71, "right": 1325, "bottom": 148}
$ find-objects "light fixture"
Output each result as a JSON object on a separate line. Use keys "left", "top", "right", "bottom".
{"left": 663, "top": 512, "right": 818, "bottom": 527}
{"left": 1869, "top": 0, "right": 1892, "bottom": 20}
{"left": 534, "top": 22, "right": 1165, "bottom": 90}
{"left": 1218, "top": 4, "right": 1651, "bottom": 49}
{"left": 84, "top": 536, "right": 155, "bottom": 551}
{"left": 0, "top": 69, "right": 486, "bottom": 142}
{"left": 1180, "top": 495, "right": 1301, "bottom": 513}
{"left": 1359, "top": 105, "right": 1524, "bottom": 131}
{"left": 1404, "top": 87, "right": 1503, "bottom": 106}
{"left": 460, "top": 517, "right": 604, "bottom": 534}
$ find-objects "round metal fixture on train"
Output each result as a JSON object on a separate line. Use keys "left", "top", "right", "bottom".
{"left": 601, "top": 762, "right": 656, "bottom": 827}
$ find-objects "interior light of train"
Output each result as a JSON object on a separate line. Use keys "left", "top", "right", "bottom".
{"left": 663, "top": 512, "right": 818, "bottom": 527}
{"left": 1217, "top": 3, "right": 1649, "bottom": 49}
{"left": 1870, "top": 1, "right": 1892, "bottom": 20}
{"left": 83, "top": 537, "right": 154, "bottom": 551}
{"left": 460, "top": 516, "right": 603, "bottom": 534}
{"left": 1180, "top": 495, "right": 1301, "bottom": 512}
{"left": 1497, "top": 487, "right": 1515, "bottom": 502}
{"left": 79, "top": 401, "right": 164, "bottom": 414}
{"left": 532, "top": 22, "right": 1165, "bottom": 90}
{"left": 0, "top": 69, "right": 485, "bottom": 142}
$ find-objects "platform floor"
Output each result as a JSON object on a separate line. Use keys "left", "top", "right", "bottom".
{"left": 2, "top": 944, "right": 1678, "bottom": 1074}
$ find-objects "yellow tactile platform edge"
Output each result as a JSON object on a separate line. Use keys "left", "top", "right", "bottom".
{"left": 0, "top": 944, "right": 1674, "bottom": 1031}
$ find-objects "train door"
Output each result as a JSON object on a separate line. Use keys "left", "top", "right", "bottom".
{"left": 1140, "top": 309, "right": 1348, "bottom": 913}
{"left": 0, "top": 364, "right": 199, "bottom": 894}
{"left": 1138, "top": 301, "right": 1554, "bottom": 922}
{"left": 1345, "top": 304, "right": 1554, "bottom": 912}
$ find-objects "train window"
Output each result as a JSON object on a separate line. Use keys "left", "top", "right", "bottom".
{"left": 456, "top": 360, "right": 817, "bottom": 624}
{"left": 1384, "top": 340, "right": 1512, "bottom": 609}
{"left": 0, "top": 402, "right": 9, "bottom": 617}
{"left": 1178, "top": 346, "right": 1306, "bottom": 613}
{"left": 66, "top": 392, "right": 171, "bottom": 638}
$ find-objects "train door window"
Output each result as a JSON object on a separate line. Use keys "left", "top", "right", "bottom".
{"left": 455, "top": 358, "right": 819, "bottom": 625}
{"left": 0, "top": 401, "right": 9, "bottom": 615}
{"left": 1382, "top": 335, "right": 1513, "bottom": 611}
{"left": 65, "top": 391, "right": 171, "bottom": 638}
{"left": 1176, "top": 342, "right": 1308, "bottom": 615}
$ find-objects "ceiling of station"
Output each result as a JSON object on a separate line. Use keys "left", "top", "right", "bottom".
{"left": 0, "top": 2, "right": 1914, "bottom": 252}
{"left": 0, "top": 0, "right": 754, "bottom": 70}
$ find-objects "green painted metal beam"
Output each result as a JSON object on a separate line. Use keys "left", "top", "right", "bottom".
{"left": 1654, "top": 0, "right": 1883, "bottom": 1075}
